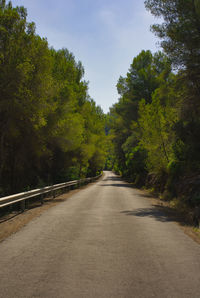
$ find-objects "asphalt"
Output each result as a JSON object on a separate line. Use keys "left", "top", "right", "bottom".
{"left": 0, "top": 171, "right": 200, "bottom": 298}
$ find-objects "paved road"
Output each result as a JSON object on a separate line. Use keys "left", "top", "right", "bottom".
{"left": 0, "top": 171, "right": 200, "bottom": 298}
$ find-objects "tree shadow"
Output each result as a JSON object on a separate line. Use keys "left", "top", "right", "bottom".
{"left": 0, "top": 211, "right": 23, "bottom": 223}
{"left": 120, "top": 206, "right": 181, "bottom": 223}
{"left": 101, "top": 175, "right": 135, "bottom": 188}
{"left": 136, "top": 193, "right": 154, "bottom": 198}
{"left": 103, "top": 176, "right": 121, "bottom": 182}
{"left": 100, "top": 183, "right": 134, "bottom": 188}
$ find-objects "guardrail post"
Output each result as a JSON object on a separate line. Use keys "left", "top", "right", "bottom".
{"left": 20, "top": 200, "right": 25, "bottom": 212}
{"left": 26, "top": 199, "right": 29, "bottom": 209}
{"left": 40, "top": 194, "right": 44, "bottom": 205}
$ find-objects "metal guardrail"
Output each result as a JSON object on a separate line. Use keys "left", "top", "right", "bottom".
{"left": 0, "top": 174, "right": 102, "bottom": 209}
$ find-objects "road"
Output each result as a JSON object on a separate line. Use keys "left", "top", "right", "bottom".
{"left": 0, "top": 171, "right": 200, "bottom": 298}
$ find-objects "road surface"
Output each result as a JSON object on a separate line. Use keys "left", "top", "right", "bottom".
{"left": 0, "top": 171, "right": 200, "bottom": 297}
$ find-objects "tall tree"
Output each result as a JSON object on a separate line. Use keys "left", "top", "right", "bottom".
{"left": 109, "top": 50, "right": 171, "bottom": 180}
{"left": 145, "top": 0, "right": 200, "bottom": 174}
{"left": 0, "top": 1, "right": 106, "bottom": 195}
{"left": 0, "top": 1, "right": 53, "bottom": 193}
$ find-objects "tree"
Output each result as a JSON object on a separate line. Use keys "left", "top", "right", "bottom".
{"left": 0, "top": 1, "right": 106, "bottom": 195}
{"left": 145, "top": 0, "right": 200, "bottom": 174}
{"left": 145, "top": 0, "right": 200, "bottom": 72}
{"left": 109, "top": 50, "right": 171, "bottom": 180}
{"left": 138, "top": 77, "right": 178, "bottom": 173}
{"left": 0, "top": 1, "right": 54, "bottom": 193}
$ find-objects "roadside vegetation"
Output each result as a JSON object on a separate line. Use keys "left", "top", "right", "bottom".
{"left": 106, "top": 0, "right": 200, "bottom": 223}
{"left": 0, "top": 0, "right": 106, "bottom": 196}
{"left": 1, "top": 0, "right": 200, "bottom": 228}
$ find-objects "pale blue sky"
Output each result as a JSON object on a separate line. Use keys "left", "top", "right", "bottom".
{"left": 12, "top": 0, "right": 160, "bottom": 112}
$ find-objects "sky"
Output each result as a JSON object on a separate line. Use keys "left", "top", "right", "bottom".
{"left": 11, "top": 0, "right": 160, "bottom": 113}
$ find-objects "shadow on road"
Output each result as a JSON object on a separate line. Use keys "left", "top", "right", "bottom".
{"left": 121, "top": 207, "right": 175, "bottom": 222}
{"left": 120, "top": 206, "right": 184, "bottom": 223}
{"left": 100, "top": 183, "right": 133, "bottom": 188}
{"left": 104, "top": 174, "right": 190, "bottom": 226}
{"left": 103, "top": 176, "right": 121, "bottom": 182}
{"left": 101, "top": 175, "right": 135, "bottom": 188}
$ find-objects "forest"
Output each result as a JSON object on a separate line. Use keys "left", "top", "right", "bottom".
{"left": 0, "top": 0, "right": 107, "bottom": 195}
{"left": 107, "top": 0, "right": 200, "bottom": 212}
{"left": 1, "top": 0, "right": 200, "bottom": 215}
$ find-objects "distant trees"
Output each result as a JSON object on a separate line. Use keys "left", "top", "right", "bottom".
{"left": 0, "top": 1, "right": 106, "bottom": 195}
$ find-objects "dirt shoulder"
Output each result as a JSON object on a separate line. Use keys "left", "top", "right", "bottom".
{"left": 142, "top": 189, "right": 200, "bottom": 245}
{"left": 0, "top": 181, "right": 100, "bottom": 243}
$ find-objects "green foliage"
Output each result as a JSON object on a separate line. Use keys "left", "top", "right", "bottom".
{"left": 108, "top": 0, "right": 200, "bottom": 209}
{"left": 108, "top": 50, "right": 171, "bottom": 182}
{"left": 138, "top": 80, "right": 178, "bottom": 173}
{"left": 0, "top": 1, "right": 106, "bottom": 195}
{"left": 145, "top": 0, "right": 200, "bottom": 188}
{"left": 145, "top": 0, "right": 200, "bottom": 77}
